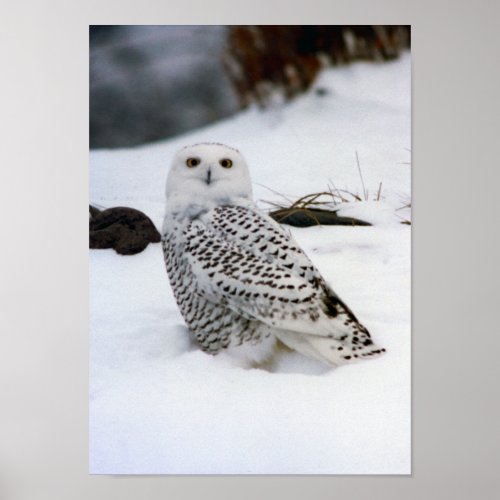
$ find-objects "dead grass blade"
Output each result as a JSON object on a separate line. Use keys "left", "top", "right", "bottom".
{"left": 355, "top": 151, "right": 368, "bottom": 201}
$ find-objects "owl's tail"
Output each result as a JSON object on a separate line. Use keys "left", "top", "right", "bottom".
{"left": 275, "top": 329, "right": 386, "bottom": 367}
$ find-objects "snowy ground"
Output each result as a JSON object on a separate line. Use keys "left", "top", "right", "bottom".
{"left": 90, "top": 53, "right": 411, "bottom": 474}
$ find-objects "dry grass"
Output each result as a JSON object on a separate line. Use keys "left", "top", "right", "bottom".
{"left": 257, "top": 151, "right": 411, "bottom": 225}
{"left": 395, "top": 199, "right": 412, "bottom": 225}
{"left": 258, "top": 151, "right": 385, "bottom": 211}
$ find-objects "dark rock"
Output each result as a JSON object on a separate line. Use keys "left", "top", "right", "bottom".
{"left": 89, "top": 206, "right": 161, "bottom": 255}
{"left": 269, "top": 207, "right": 371, "bottom": 228}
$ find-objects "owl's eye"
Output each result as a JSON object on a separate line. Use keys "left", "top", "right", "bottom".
{"left": 219, "top": 158, "right": 233, "bottom": 168}
{"left": 186, "top": 157, "right": 200, "bottom": 167}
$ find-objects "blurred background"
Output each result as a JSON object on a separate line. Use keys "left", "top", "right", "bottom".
{"left": 90, "top": 25, "right": 410, "bottom": 150}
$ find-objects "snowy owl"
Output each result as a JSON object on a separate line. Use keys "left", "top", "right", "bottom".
{"left": 162, "top": 143, "right": 385, "bottom": 367}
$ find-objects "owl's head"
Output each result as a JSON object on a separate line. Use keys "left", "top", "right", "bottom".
{"left": 166, "top": 143, "right": 253, "bottom": 214}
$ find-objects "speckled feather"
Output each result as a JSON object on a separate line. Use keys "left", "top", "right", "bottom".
{"left": 162, "top": 143, "right": 385, "bottom": 366}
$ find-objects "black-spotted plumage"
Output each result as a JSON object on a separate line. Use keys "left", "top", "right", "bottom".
{"left": 162, "top": 143, "right": 385, "bottom": 366}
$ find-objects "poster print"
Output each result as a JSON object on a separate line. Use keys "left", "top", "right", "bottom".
{"left": 90, "top": 26, "right": 411, "bottom": 474}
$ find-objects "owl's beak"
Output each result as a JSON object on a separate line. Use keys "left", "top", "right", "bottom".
{"left": 205, "top": 166, "right": 212, "bottom": 185}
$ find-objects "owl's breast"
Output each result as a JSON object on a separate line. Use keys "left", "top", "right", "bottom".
{"left": 162, "top": 223, "right": 264, "bottom": 354}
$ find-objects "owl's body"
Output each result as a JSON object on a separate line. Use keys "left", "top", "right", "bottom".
{"left": 162, "top": 143, "right": 385, "bottom": 367}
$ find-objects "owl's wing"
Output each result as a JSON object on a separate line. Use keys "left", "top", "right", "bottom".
{"left": 182, "top": 205, "right": 384, "bottom": 365}
{"left": 207, "top": 205, "right": 325, "bottom": 283}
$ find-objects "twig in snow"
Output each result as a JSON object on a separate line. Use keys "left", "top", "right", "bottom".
{"left": 355, "top": 151, "right": 368, "bottom": 201}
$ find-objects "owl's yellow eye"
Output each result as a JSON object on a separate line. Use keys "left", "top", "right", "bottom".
{"left": 186, "top": 157, "right": 200, "bottom": 167}
{"left": 219, "top": 158, "right": 233, "bottom": 168}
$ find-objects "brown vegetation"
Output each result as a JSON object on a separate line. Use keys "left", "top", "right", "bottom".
{"left": 224, "top": 26, "right": 410, "bottom": 107}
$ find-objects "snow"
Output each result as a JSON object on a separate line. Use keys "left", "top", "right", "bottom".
{"left": 90, "top": 53, "right": 411, "bottom": 474}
